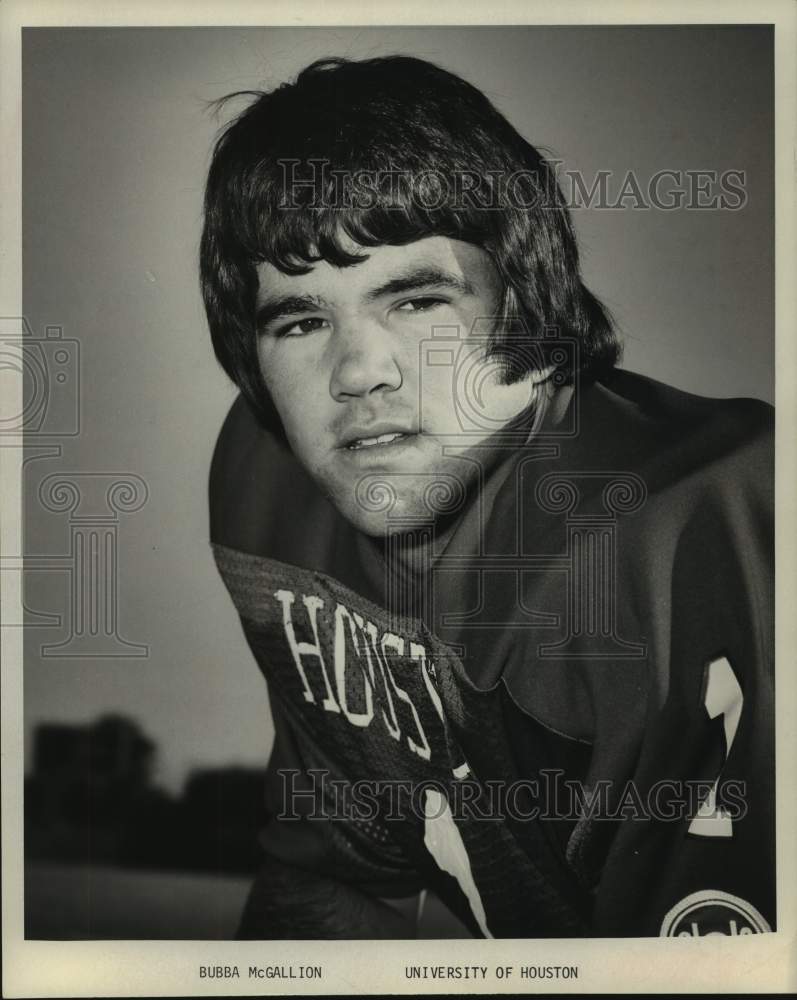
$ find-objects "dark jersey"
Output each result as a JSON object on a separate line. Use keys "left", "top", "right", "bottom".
{"left": 209, "top": 369, "right": 775, "bottom": 938}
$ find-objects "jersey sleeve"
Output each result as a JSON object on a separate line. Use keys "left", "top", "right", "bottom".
{"left": 589, "top": 404, "right": 775, "bottom": 937}
{"left": 258, "top": 691, "right": 426, "bottom": 895}
{"left": 236, "top": 692, "right": 426, "bottom": 939}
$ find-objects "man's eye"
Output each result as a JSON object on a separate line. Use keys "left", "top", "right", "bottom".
{"left": 277, "top": 317, "right": 328, "bottom": 338}
{"left": 396, "top": 297, "right": 447, "bottom": 313}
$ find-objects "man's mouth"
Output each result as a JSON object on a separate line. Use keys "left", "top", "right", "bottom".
{"left": 346, "top": 431, "right": 409, "bottom": 451}
{"left": 339, "top": 421, "right": 418, "bottom": 451}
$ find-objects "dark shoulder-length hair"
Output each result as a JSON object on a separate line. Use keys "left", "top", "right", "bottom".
{"left": 200, "top": 55, "right": 620, "bottom": 427}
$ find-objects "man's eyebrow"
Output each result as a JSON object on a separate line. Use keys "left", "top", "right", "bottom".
{"left": 255, "top": 293, "right": 327, "bottom": 333}
{"left": 254, "top": 267, "right": 475, "bottom": 332}
{"left": 364, "top": 266, "right": 476, "bottom": 302}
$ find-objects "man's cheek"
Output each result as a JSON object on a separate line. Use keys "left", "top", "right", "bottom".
{"left": 291, "top": 434, "right": 323, "bottom": 471}
{"left": 416, "top": 374, "right": 447, "bottom": 428}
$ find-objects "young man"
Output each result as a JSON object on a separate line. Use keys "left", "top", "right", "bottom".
{"left": 201, "top": 56, "right": 774, "bottom": 938}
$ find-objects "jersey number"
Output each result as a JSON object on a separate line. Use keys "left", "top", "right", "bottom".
{"left": 688, "top": 656, "right": 743, "bottom": 838}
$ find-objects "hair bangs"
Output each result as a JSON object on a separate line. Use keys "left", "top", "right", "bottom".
{"left": 235, "top": 156, "right": 498, "bottom": 275}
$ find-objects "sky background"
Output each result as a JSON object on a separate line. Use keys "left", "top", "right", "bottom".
{"left": 20, "top": 25, "right": 773, "bottom": 794}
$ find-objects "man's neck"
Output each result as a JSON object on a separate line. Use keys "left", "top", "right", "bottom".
{"left": 370, "top": 379, "right": 569, "bottom": 575}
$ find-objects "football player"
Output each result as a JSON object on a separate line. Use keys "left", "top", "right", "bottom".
{"left": 202, "top": 56, "right": 774, "bottom": 939}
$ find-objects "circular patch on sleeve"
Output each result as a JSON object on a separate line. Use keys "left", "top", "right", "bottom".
{"left": 660, "top": 889, "right": 772, "bottom": 937}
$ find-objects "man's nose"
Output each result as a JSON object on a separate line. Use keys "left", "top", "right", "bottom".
{"left": 329, "top": 320, "right": 403, "bottom": 400}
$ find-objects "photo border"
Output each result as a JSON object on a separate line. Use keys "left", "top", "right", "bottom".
{"left": 2, "top": 1, "right": 795, "bottom": 995}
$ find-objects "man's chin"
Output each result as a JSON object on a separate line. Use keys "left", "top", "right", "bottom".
{"left": 330, "top": 495, "right": 415, "bottom": 538}
{"left": 337, "top": 508, "right": 394, "bottom": 538}
{"left": 326, "top": 476, "right": 470, "bottom": 539}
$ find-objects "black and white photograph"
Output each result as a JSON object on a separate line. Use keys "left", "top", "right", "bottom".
{"left": 2, "top": 2, "right": 795, "bottom": 995}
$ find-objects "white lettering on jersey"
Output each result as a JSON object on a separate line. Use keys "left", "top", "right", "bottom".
{"left": 688, "top": 656, "right": 743, "bottom": 838}
{"left": 274, "top": 590, "right": 340, "bottom": 712}
{"left": 412, "top": 641, "right": 471, "bottom": 778}
{"left": 412, "top": 641, "right": 445, "bottom": 723}
{"left": 275, "top": 588, "right": 471, "bottom": 774}
{"left": 333, "top": 603, "right": 374, "bottom": 727}
{"left": 353, "top": 613, "right": 401, "bottom": 741}
{"left": 381, "top": 633, "right": 432, "bottom": 761}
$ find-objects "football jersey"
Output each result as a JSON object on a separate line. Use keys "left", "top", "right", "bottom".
{"left": 210, "top": 368, "right": 774, "bottom": 938}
